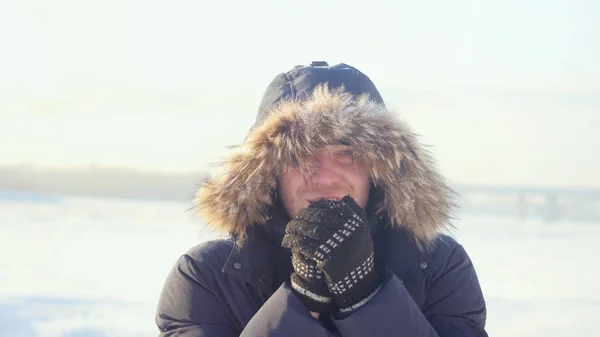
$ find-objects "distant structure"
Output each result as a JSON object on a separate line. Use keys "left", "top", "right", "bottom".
{"left": 0, "top": 189, "right": 61, "bottom": 203}
{"left": 456, "top": 185, "right": 600, "bottom": 222}
{"left": 1, "top": 165, "right": 598, "bottom": 222}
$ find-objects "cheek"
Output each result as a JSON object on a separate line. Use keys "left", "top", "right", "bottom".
{"left": 356, "top": 180, "right": 371, "bottom": 208}
{"left": 279, "top": 168, "right": 296, "bottom": 193}
{"left": 351, "top": 165, "right": 372, "bottom": 208}
{"left": 278, "top": 174, "right": 291, "bottom": 202}
{"left": 278, "top": 168, "right": 305, "bottom": 217}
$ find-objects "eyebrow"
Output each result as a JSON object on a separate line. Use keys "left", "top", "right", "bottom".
{"left": 328, "top": 139, "right": 351, "bottom": 146}
{"left": 327, "top": 143, "right": 353, "bottom": 149}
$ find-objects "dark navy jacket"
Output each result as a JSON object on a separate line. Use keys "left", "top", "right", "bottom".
{"left": 155, "top": 224, "right": 488, "bottom": 336}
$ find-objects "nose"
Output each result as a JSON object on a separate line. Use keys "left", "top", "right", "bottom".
{"left": 307, "top": 151, "right": 339, "bottom": 186}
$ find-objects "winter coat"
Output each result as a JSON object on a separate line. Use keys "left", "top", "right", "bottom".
{"left": 155, "top": 224, "right": 487, "bottom": 336}
{"left": 155, "top": 64, "right": 488, "bottom": 336}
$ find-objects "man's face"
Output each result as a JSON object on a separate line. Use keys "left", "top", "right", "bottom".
{"left": 278, "top": 145, "right": 371, "bottom": 218}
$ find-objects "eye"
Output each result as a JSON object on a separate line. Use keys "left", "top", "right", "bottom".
{"left": 334, "top": 148, "right": 355, "bottom": 165}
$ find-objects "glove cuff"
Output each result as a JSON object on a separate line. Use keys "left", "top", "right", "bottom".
{"left": 328, "top": 254, "right": 382, "bottom": 311}
{"left": 290, "top": 274, "right": 333, "bottom": 314}
{"left": 338, "top": 283, "right": 382, "bottom": 314}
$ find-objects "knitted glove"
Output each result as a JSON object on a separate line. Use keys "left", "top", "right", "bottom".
{"left": 282, "top": 195, "right": 382, "bottom": 313}
{"left": 288, "top": 251, "right": 333, "bottom": 314}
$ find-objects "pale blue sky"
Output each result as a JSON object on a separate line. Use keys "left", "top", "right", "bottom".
{"left": 0, "top": 0, "right": 598, "bottom": 187}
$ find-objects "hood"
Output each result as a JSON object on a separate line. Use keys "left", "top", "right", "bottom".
{"left": 194, "top": 83, "right": 456, "bottom": 250}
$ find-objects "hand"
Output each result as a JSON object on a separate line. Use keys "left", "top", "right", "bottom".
{"left": 282, "top": 195, "right": 382, "bottom": 313}
{"left": 287, "top": 249, "right": 333, "bottom": 314}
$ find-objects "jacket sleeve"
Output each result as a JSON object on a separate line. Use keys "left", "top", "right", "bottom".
{"left": 241, "top": 283, "right": 337, "bottom": 337}
{"left": 331, "top": 244, "right": 488, "bottom": 337}
{"left": 155, "top": 254, "right": 337, "bottom": 337}
{"left": 155, "top": 254, "right": 239, "bottom": 336}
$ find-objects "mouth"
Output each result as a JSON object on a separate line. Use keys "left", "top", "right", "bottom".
{"left": 306, "top": 196, "right": 342, "bottom": 203}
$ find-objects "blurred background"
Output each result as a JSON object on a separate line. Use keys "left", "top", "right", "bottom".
{"left": 1, "top": 0, "right": 598, "bottom": 336}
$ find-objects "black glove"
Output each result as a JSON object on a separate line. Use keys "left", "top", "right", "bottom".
{"left": 288, "top": 251, "right": 333, "bottom": 314}
{"left": 282, "top": 195, "right": 382, "bottom": 313}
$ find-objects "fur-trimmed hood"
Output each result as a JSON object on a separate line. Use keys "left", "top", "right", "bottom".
{"left": 194, "top": 85, "right": 456, "bottom": 248}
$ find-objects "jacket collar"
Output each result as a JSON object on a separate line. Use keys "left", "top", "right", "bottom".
{"left": 222, "top": 223, "right": 291, "bottom": 295}
{"left": 372, "top": 223, "right": 439, "bottom": 282}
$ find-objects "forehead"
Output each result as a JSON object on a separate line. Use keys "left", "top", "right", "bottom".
{"left": 280, "top": 140, "right": 360, "bottom": 172}
{"left": 312, "top": 143, "right": 353, "bottom": 154}
{"left": 299, "top": 139, "right": 353, "bottom": 158}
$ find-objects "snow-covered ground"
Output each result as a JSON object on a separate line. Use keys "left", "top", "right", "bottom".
{"left": 1, "top": 196, "right": 598, "bottom": 336}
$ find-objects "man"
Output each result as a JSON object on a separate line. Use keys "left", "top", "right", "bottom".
{"left": 155, "top": 62, "right": 488, "bottom": 336}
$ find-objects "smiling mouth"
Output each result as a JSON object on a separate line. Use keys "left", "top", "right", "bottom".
{"left": 307, "top": 196, "right": 341, "bottom": 203}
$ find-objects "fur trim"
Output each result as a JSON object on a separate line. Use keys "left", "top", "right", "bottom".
{"left": 194, "top": 85, "right": 456, "bottom": 249}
